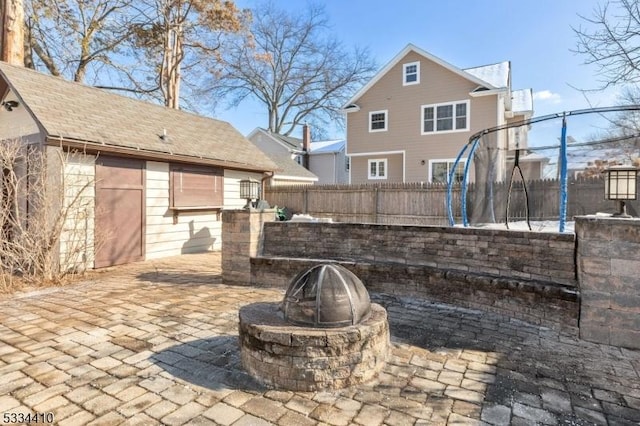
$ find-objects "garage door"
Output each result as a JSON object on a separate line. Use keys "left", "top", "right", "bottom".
{"left": 95, "top": 156, "right": 144, "bottom": 268}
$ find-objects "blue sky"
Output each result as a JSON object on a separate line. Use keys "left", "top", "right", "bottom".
{"left": 218, "top": 0, "right": 621, "bottom": 140}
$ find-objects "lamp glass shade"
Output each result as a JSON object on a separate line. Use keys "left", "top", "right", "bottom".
{"left": 604, "top": 166, "right": 638, "bottom": 200}
{"left": 239, "top": 178, "right": 260, "bottom": 200}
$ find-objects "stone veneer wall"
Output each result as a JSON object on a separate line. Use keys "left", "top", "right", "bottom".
{"left": 576, "top": 216, "right": 640, "bottom": 349}
{"left": 251, "top": 222, "right": 579, "bottom": 331}
{"left": 221, "top": 209, "right": 276, "bottom": 285}
{"left": 260, "top": 222, "right": 577, "bottom": 286}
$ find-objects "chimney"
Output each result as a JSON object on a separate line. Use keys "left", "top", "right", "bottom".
{"left": 1, "top": 0, "right": 25, "bottom": 65}
{"left": 302, "top": 123, "right": 311, "bottom": 169}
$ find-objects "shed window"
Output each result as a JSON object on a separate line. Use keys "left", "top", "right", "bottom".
{"left": 170, "top": 164, "right": 223, "bottom": 208}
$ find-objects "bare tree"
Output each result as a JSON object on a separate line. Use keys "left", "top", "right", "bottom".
{"left": 130, "top": 0, "right": 249, "bottom": 109}
{"left": 573, "top": 0, "right": 640, "bottom": 89}
{"left": 211, "top": 2, "right": 377, "bottom": 136}
{"left": 24, "top": 0, "right": 139, "bottom": 83}
{"left": 573, "top": 1, "right": 640, "bottom": 170}
{"left": 0, "top": 139, "right": 104, "bottom": 290}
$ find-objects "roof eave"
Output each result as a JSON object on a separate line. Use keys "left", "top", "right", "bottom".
{"left": 469, "top": 87, "right": 508, "bottom": 97}
{"left": 46, "top": 135, "right": 277, "bottom": 173}
{"left": 273, "top": 175, "right": 318, "bottom": 181}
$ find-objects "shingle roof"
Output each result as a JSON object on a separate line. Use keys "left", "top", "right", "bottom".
{"left": 0, "top": 62, "right": 276, "bottom": 172}
{"left": 270, "top": 132, "right": 303, "bottom": 151}
{"left": 265, "top": 152, "right": 317, "bottom": 180}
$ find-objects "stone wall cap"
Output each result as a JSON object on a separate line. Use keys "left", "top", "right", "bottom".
{"left": 575, "top": 215, "right": 640, "bottom": 224}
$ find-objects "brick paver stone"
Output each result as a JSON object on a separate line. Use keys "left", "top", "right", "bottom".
{"left": 0, "top": 252, "right": 638, "bottom": 426}
{"left": 202, "top": 402, "right": 244, "bottom": 425}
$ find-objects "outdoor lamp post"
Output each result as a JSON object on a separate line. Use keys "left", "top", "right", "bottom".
{"left": 603, "top": 165, "right": 638, "bottom": 218}
{"left": 239, "top": 178, "right": 260, "bottom": 210}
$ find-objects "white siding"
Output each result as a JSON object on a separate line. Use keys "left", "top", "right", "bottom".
{"left": 309, "top": 152, "right": 349, "bottom": 184}
{"left": 145, "top": 161, "right": 222, "bottom": 260}
{"left": 224, "top": 169, "right": 265, "bottom": 209}
{"left": 0, "top": 88, "right": 40, "bottom": 140}
{"left": 59, "top": 152, "right": 96, "bottom": 270}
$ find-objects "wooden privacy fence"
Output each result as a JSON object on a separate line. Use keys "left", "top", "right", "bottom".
{"left": 264, "top": 177, "right": 639, "bottom": 226}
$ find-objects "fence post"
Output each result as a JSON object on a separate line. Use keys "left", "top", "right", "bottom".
{"left": 304, "top": 187, "right": 308, "bottom": 214}
{"left": 373, "top": 185, "right": 379, "bottom": 223}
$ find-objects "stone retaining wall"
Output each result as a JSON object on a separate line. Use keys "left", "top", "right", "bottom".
{"left": 261, "top": 222, "right": 577, "bottom": 286}
{"left": 251, "top": 257, "right": 579, "bottom": 331}
{"left": 250, "top": 222, "right": 579, "bottom": 332}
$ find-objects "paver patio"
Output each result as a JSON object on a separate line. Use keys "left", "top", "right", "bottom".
{"left": 0, "top": 252, "right": 639, "bottom": 425}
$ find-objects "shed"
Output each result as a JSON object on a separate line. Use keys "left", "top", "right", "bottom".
{"left": 0, "top": 62, "right": 277, "bottom": 268}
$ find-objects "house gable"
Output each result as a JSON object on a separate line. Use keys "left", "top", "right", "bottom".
{"left": 344, "top": 43, "right": 501, "bottom": 108}
{"left": 247, "top": 127, "right": 302, "bottom": 154}
{"left": 344, "top": 44, "right": 534, "bottom": 185}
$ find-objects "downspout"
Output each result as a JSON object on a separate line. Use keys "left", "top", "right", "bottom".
{"left": 261, "top": 171, "right": 274, "bottom": 203}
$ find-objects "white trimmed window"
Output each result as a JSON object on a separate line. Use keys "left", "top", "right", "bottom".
{"left": 422, "top": 100, "right": 469, "bottom": 134}
{"left": 403, "top": 62, "right": 420, "bottom": 86}
{"left": 369, "top": 110, "right": 388, "bottom": 132}
{"left": 368, "top": 158, "right": 387, "bottom": 179}
{"left": 429, "top": 159, "right": 465, "bottom": 184}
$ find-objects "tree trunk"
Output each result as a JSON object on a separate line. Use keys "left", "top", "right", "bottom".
{"left": 1, "top": 0, "right": 24, "bottom": 65}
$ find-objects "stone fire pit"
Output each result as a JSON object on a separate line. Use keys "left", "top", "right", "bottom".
{"left": 238, "top": 263, "right": 389, "bottom": 391}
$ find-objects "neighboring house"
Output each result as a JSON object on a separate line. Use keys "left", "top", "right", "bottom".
{"left": 246, "top": 127, "right": 318, "bottom": 186}
{"left": 262, "top": 151, "right": 319, "bottom": 186}
{"left": 247, "top": 127, "right": 348, "bottom": 184}
{"left": 343, "top": 43, "right": 535, "bottom": 184}
{"left": 308, "top": 139, "right": 348, "bottom": 185}
{"left": 0, "top": 62, "right": 277, "bottom": 268}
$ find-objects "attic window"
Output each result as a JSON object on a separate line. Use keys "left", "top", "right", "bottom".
{"left": 170, "top": 164, "right": 223, "bottom": 209}
{"left": 403, "top": 62, "right": 420, "bottom": 86}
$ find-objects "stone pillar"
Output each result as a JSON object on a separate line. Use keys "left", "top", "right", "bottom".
{"left": 222, "top": 209, "right": 276, "bottom": 285}
{"left": 576, "top": 215, "right": 640, "bottom": 349}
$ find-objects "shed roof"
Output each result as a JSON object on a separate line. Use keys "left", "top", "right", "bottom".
{"left": 0, "top": 62, "right": 276, "bottom": 172}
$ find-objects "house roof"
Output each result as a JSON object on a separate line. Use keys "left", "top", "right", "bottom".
{"left": 310, "top": 140, "right": 345, "bottom": 154}
{"left": 247, "top": 128, "right": 304, "bottom": 152}
{"left": 344, "top": 43, "right": 534, "bottom": 117}
{"left": 265, "top": 152, "right": 318, "bottom": 181}
{"left": 464, "top": 61, "right": 510, "bottom": 89}
{"left": 512, "top": 89, "right": 534, "bottom": 114}
{"left": 344, "top": 43, "right": 508, "bottom": 107}
{"left": 0, "top": 62, "right": 277, "bottom": 172}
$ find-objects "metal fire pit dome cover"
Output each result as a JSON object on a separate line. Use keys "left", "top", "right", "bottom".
{"left": 282, "top": 263, "right": 371, "bottom": 328}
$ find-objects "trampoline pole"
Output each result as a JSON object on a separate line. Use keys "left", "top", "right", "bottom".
{"left": 462, "top": 137, "right": 481, "bottom": 227}
{"left": 559, "top": 114, "right": 568, "bottom": 233}
{"left": 448, "top": 144, "right": 468, "bottom": 226}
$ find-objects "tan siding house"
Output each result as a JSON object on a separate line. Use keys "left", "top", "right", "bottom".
{"left": 344, "top": 44, "right": 534, "bottom": 184}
